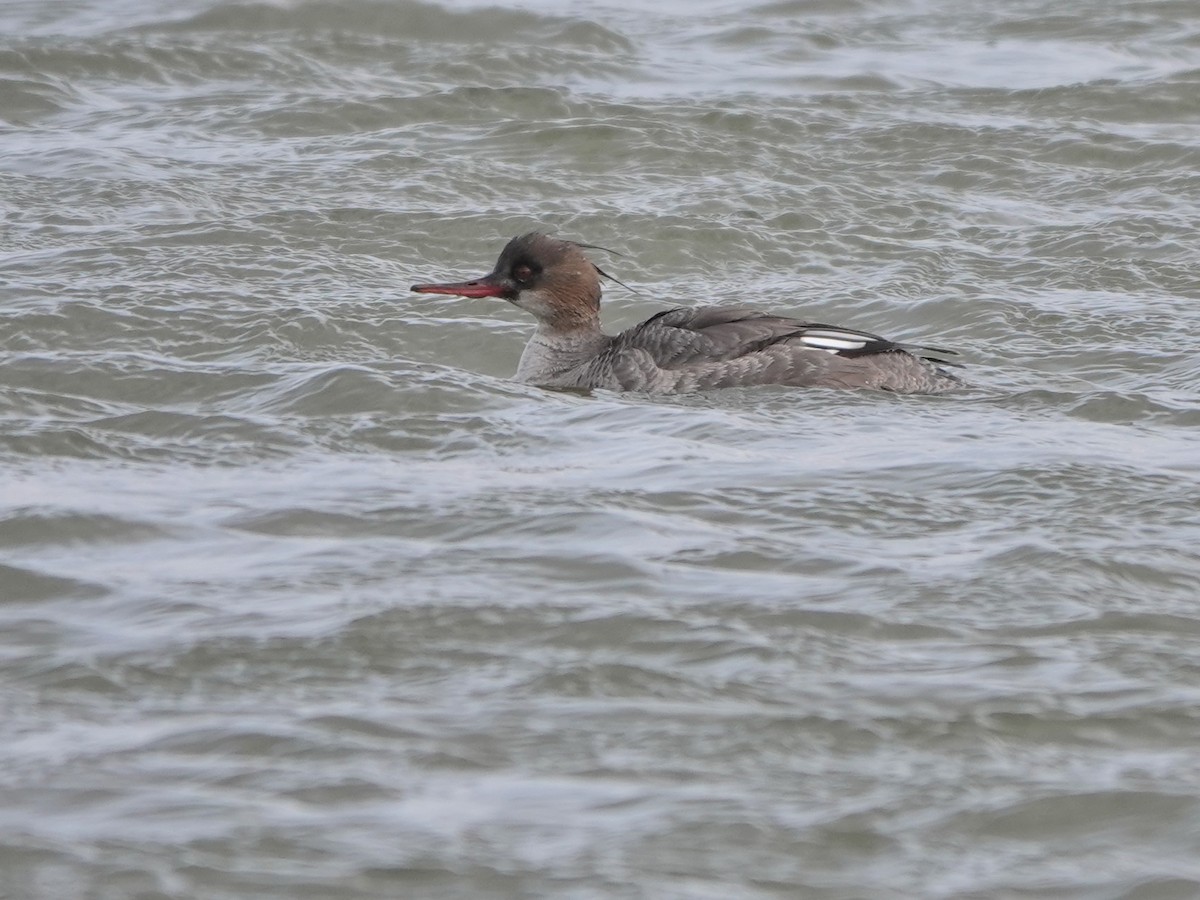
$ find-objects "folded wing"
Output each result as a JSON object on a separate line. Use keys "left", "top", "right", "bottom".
{"left": 618, "top": 306, "right": 956, "bottom": 367}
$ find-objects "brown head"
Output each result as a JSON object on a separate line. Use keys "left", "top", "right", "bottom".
{"left": 411, "top": 233, "right": 604, "bottom": 332}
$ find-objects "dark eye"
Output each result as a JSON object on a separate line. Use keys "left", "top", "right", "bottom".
{"left": 512, "top": 263, "right": 534, "bottom": 283}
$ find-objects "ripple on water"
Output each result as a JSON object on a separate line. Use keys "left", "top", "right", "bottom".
{"left": 4, "top": 0, "right": 1200, "bottom": 896}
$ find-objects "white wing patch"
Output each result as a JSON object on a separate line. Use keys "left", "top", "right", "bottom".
{"left": 798, "top": 329, "right": 872, "bottom": 354}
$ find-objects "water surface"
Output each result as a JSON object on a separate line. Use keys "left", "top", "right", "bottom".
{"left": 3, "top": 0, "right": 1200, "bottom": 897}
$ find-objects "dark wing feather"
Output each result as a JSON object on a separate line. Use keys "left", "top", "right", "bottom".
{"left": 596, "top": 305, "right": 960, "bottom": 394}
{"left": 794, "top": 323, "right": 959, "bottom": 365}
{"left": 620, "top": 306, "right": 954, "bottom": 367}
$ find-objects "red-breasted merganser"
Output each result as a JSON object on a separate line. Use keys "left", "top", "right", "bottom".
{"left": 411, "top": 233, "right": 960, "bottom": 394}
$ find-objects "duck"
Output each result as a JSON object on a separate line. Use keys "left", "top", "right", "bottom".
{"left": 411, "top": 232, "right": 960, "bottom": 394}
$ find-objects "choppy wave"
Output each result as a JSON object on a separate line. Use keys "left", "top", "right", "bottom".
{"left": 3, "top": 0, "right": 1200, "bottom": 896}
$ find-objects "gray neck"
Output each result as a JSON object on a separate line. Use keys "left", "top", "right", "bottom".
{"left": 514, "top": 324, "right": 612, "bottom": 387}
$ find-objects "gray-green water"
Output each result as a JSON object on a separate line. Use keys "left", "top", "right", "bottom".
{"left": 4, "top": 1, "right": 1200, "bottom": 897}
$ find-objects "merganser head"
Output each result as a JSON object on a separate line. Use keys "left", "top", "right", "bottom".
{"left": 411, "top": 232, "right": 603, "bottom": 331}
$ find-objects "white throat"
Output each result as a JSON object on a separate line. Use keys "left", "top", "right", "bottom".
{"left": 514, "top": 324, "right": 610, "bottom": 386}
